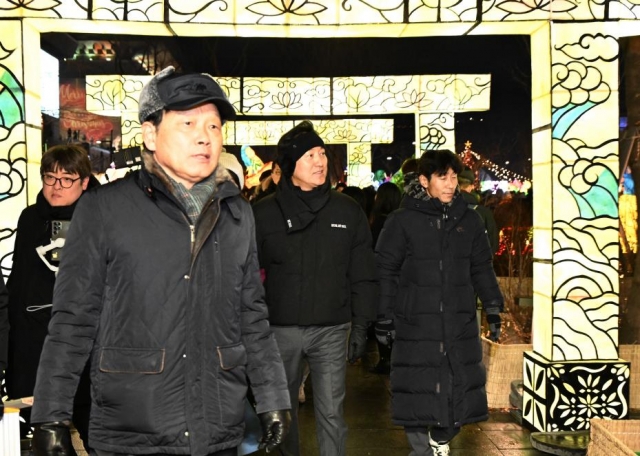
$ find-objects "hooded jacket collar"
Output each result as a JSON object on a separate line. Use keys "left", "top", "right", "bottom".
{"left": 275, "top": 176, "right": 331, "bottom": 233}
{"left": 402, "top": 178, "right": 466, "bottom": 228}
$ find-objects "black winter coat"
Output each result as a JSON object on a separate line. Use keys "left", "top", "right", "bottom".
{"left": 376, "top": 186, "right": 503, "bottom": 429}
{"left": 253, "top": 179, "right": 377, "bottom": 327}
{"left": 7, "top": 191, "right": 82, "bottom": 399}
{"left": 460, "top": 191, "right": 499, "bottom": 254}
{"left": 31, "top": 162, "right": 290, "bottom": 455}
{"left": 7, "top": 186, "right": 97, "bottom": 438}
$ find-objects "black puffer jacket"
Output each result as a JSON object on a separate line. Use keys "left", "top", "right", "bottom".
{"left": 7, "top": 179, "right": 98, "bottom": 404}
{"left": 253, "top": 179, "right": 377, "bottom": 327}
{"left": 460, "top": 191, "right": 499, "bottom": 254}
{"left": 376, "top": 183, "right": 503, "bottom": 429}
{"left": 7, "top": 190, "right": 96, "bottom": 442}
{"left": 31, "top": 161, "right": 290, "bottom": 455}
{"left": 7, "top": 192, "right": 76, "bottom": 400}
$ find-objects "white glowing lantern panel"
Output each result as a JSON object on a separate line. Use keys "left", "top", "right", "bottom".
{"left": 314, "top": 119, "right": 393, "bottom": 144}
{"left": 347, "top": 142, "right": 372, "bottom": 188}
{"left": 232, "top": 120, "right": 294, "bottom": 146}
{"left": 92, "top": 0, "right": 164, "bottom": 21}
{"left": 418, "top": 113, "right": 455, "bottom": 152}
{"left": 333, "top": 74, "right": 491, "bottom": 115}
{"left": 243, "top": 78, "right": 331, "bottom": 116}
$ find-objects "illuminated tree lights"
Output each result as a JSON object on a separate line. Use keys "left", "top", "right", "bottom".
{"left": 459, "top": 141, "right": 531, "bottom": 192}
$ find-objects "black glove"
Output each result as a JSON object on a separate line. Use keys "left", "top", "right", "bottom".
{"left": 347, "top": 324, "right": 368, "bottom": 363}
{"left": 374, "top": 320, "right": 395, "bottom": 347}
{"left": 32, "top": 421, "right": 78, "bottom": 456}
{"left": 258, "top": 410, "right": 291, "bottom": 453}
{"left": 486, "top": 308, "right": 501, "bottom": 342}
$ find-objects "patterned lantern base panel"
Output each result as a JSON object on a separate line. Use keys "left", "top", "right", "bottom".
{"left": 522, "top": 351, "right": 630, "bottom": 432}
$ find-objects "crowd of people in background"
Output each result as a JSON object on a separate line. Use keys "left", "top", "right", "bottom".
{"left": 234, "top": 151, "right": 532, "bottom": 283}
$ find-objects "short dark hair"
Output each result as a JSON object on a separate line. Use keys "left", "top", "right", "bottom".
{"left": 372, "top": 182, "right": 402, "bottom": 218}
{"left": 40, "top": 144, "right": 92, "bottom": 179}
{"left": 145, "top": 110, "right": 164, "bottom": 127}
{"left": 458, "top": 176, "right": 474, "bottom": 187}
{"left": 418, "top": 149, "right": 463, "bottom": 180}
{"left": 260, "top": 169, "right": 272, "bottom": 181}
{"left": 142, "top": 110, "right": 164, "bottom": 154}
{"left": 342, "top": 186, "right": 368, "bottom": 213}
{"left": 401, "top": 157, "right": 418, "bottom": 175}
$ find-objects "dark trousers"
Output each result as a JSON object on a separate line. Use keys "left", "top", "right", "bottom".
{"left": 405, "top": 425, "right": 461, "bottom": 455}
{"left": 271, "top": 323, "right": 350, "bottom": 456}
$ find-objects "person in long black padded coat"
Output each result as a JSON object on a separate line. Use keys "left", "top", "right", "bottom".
{"left": 6, "top": 144, "right": 98, "bottom": 447}
{"left": 375, "top": 149, "right": 504, "bottom": 456}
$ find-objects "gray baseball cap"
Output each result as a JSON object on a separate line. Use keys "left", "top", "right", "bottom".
{"left": 138, "top": 66, "right": 236, "bottom": 124}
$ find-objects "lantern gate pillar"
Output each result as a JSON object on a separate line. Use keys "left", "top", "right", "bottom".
{"left": 523, "top": 22, "right": 629, "bottom": 432}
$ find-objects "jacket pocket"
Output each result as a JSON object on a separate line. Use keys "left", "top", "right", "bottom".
{"left": 97, "top": 347, "right": 165, "bottom": 433}
{"left": 217, "top": 342, "right": 247, "bottom": 370}
{"left": 208, "top": 343, "right": 247, "bottom": 430}
{"left": 99, "top": 347, "right": 165, "bottom": 373}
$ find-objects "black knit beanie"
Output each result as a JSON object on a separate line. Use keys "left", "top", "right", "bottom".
{"left": 276, "top": 121, "right": 325, "bottom": 178}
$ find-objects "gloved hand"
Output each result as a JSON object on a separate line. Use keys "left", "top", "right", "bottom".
{"left": 32, "top": 421, "right": 78, "bottom": 456}
{"left": 374, "top": 320, "right": 395, "bottom": 347}
{"left": 258, "top": 410, "right": 291, "bottom": 453}
{"left": 347, "top": 324, "right": 368, "bottom": 363}
{"left": 486, "top": 308, "right": 501, "bottom": 342}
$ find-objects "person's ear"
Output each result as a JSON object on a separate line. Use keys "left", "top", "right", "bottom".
{"left": 418, "top": 174, "right": 429, "bottom": 190}
{"left": 81, "top": 176, "right": 90, "bottom": 191}
{"left": 141, "top": 121, "right": 158, "bottom": 152}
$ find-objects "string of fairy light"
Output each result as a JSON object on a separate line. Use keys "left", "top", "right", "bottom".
{"left": 459, "top": 141, "right": 531, "bottom": 183}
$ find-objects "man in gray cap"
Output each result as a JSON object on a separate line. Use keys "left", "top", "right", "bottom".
{"left": 30, "top": 67, "right": 291, "bottom": 456}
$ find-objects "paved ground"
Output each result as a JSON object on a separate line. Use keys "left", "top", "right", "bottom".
{"left": 254, "top": 340, "right": 548, "bottom": 456}
{"left": 22, "top": 336, "right": 640, "bottom": 455}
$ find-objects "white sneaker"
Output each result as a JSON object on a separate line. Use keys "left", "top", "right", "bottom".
{"left": 429, "top": 437, "right": 450, "bottom": 456}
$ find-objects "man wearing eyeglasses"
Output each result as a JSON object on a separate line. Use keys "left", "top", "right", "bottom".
{"left": 6, "top": 144, "right": 97, "bottom": 449}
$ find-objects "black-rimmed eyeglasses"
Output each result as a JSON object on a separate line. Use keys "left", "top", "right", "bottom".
{"left": 42, "top": 174, "right": 81, "bottom": 189}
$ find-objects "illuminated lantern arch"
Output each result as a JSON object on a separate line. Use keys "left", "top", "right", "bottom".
{"left": 84, "top": 73, "right": 491, "bottom": 187}
{"left": 0, "top": 1, "right": 635, "bottom": 433}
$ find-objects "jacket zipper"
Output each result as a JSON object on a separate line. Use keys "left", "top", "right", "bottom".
{"left": 188, "top": 198, "right": 220, "bottom": 272}
{"left": 437, "top": 212, "right": 448, "bottom": 419}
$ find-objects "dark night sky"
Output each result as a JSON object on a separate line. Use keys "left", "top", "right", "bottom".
{"left": 174, "top": 35, "right": 533, "bottom": 177}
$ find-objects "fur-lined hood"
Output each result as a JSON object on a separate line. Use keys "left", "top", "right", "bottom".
{"left": 404, "top": 177, "right": 460, "bottom": 204}
{"left": 405, "top": 179, "right": 430, "bottom": 201}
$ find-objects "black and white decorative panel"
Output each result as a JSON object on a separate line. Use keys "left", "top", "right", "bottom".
{"left": 523, "top": 351, "right": 629, "bottom": 431}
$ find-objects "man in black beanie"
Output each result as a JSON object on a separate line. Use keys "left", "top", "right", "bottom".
{"left": 253, "top": 120, "right": 378, "bottom": 456}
